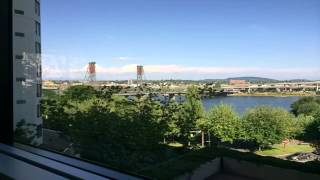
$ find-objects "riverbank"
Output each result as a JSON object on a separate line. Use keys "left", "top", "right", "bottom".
{"left": 229, "top": 92, "right": 319, "bottom": 97}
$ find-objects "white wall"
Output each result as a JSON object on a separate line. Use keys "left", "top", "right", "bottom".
{"left": 13, "top": 0, "right": 42, "bottom": 144}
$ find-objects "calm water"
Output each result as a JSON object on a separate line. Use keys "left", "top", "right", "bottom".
{"left": 202, "top": 96, "right": 302, "bottom": 114}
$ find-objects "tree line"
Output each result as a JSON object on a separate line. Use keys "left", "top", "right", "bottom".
{"left": 37, "top": 85, "right": 320, "bottom": 171}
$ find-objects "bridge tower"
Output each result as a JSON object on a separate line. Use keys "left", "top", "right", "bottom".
{"left": 137, "top": 65, "right": 145, "bottom": 86}
{"left": 85, "top": 62, "right": 96, "bottom": 82}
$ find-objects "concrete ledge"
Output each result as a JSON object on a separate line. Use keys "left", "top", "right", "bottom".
{"left": 223, "top": 157, "right": 320, "bottom": 180}
{"left": 176, "top": 158, "right": 221, "bottom": 180}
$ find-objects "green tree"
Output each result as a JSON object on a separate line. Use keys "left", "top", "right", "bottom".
{"left": 41, "top": 98, "right": 70, "bottom": 133}
{"left": 292, "top": 115, "right": 315, "bottom": 139}
{"left": 62, "top": 85, "right": 97, "bottom": 102}
{"left": 68, "top": 96, "right": 166, "bottom": 170}
{"left": 291, "top": 97, "right": 320, "bottom": 116}
{"left": 178, "top": 86, "right": 205, "bottom": 145}
{"left": 302, "top": 110, "right": 320, "bottom": 152}
{"left": 43, "top": 89, "right": 58, "bottom": 99}
{"left": 243, "top": 106, "right": 294, "bottom": 149}
{"left": 161, "top": 98, "right": 183, "bottom": 143}
{"left": 206, "top": 104, "right": 243, "bottom": 144}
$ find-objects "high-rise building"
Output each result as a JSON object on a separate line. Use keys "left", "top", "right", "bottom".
{"left": 13, "top": 0, "right": 42, "bottom": 144}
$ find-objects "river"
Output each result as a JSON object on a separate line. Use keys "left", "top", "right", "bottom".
{"left": 202, "top": 96, "right": 302, "bottom": 114}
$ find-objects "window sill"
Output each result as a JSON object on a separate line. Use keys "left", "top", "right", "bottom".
{"left": 0, "top": 143, "right": 145, "bottom": 180}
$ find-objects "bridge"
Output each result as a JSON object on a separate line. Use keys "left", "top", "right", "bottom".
{"left": 223, "top": 81, "right": 320, "bottom": 93}
{"left": 116, "top": 91, "right": 187, "bottom": 97}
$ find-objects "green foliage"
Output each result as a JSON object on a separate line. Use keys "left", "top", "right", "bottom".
{"left": 41, "top": 85, "right": 320, "bottom": 173}
{"left": 42, "top": 89, "right": 58, "bottom": 99}
{"left": 290, "top": 97, "right": 320, "bottom": 149}
{"left": 206, "top": 104, "right": 243, "bottom": 143}
{"left": 303, "top": 110, "right": 320, "bottom": 141}
{"left": 178, "top": 86, "right": 205, "bottom": 144}
{"left": 14, "top": 119, "right": 42, "bottom": 145}
{"left": 65, "top": 95, "right": 167, "bottom": 170}
{"left": 292, "top": 115, "right": 315, "bottom": 139}
{"left": 243, "top": 106, "right": 294, "bottom": 148}
{"left": 62, "top": 85, "right": 98, "bottom": 102}
{"left": 291, "top": 97, "right": 320, "bottom": 116}
{"left": 41, "top": 98, "right": 70, "bottom": 132}
{"left": 162, "top": 98, "right": 184, "bottom": 140}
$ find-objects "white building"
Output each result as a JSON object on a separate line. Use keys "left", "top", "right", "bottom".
{"left": 13, "top": 0, "right": 42, "bottom": 144}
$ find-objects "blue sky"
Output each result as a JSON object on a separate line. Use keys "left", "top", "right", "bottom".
{"left": 42, "top": 0, "right": 320, "bottom": 80}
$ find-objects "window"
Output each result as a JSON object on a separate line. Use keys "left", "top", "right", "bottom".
{"left": 37, "top": 84, "right": 42, "bottom": 97}
{"left": 5, "top": 1, "right": 320, "bottom": 179}
{"left": 14, "top": 9, "right": 24, "bottom": 15}
{"left": 15, "top": 54, "right": 23, "bottom": 60}
{"left": 37, "top": 63, "right": 41, "bottom": 77}
{"left": 35, "top": 21, "right": 40, "bottom": 36}
{"left": 37, "top": 104, "right": 41, "bottom": 118}
{"left": 35, "top": 0, "right": 40, "bottom": 16}
{"left": 15, "top": 32, "right": 24, "bottom": 37}
{"left": 16, "top": 77, "right": 26, "bottom": 82}
{"left": 35, "top": 42, "right": 41, "bottom": 54}
{"left": 16, "top": 100, "right": 26, "bottom": 104}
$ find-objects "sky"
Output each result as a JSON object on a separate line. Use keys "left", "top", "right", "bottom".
{"left": 42, "top": 0, "right": 320, "bottom": 80}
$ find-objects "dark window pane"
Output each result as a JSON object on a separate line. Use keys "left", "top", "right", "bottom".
{"left": 15, "top": 55, "right": 23, "bottom": 60}
{"left": 37, "top": 84, "right": 42, "bottom": 97}
{"left": 15, "top": 32, "right": 24, "bottom": 37}
{"left": 16, "top": 100, "right": 26, "bottom": 104}
{"left": 14, "top": 9, "right": 24, "bottom": 15}
{"left": 16, "top": 77, "right": 26, "bottom": 82}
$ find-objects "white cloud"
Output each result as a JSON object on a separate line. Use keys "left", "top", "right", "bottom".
{"left": 41, "top": 53, "right": 320, "bottom": 80}
{"left": 43, "top": 63, "right": 320, "bottom": 80}
{"left": 112, "top": 56, "right": 136, "bottom": 61}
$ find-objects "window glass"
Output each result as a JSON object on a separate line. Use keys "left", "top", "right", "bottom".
{"left": 35, "top": 42, "right": 41, "bottom": 54}
{"left": 16, "top": 100, "right": 26, "bottom": 104}
{"left": 35, "top": 0, "right": 40, "bottom": 16}
{"left": 15, "top": 32, "right": 24, "bottom": 37}
{"left": 14, "top": 9, "right": 24, "bottom": 15}
{"left": 35, "top": 21, "right": 41, "bottom": 36}
{"left": 37, "top": 84, "right": 42, "bottom": 97}
{"left": 14, "top": 0, "right": 320, "bottom": 178}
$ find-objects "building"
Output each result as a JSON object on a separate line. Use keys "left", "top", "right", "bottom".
{"left": 13, "top": 0, "right": 42, "bottom": 144}
{"left": 229, "top": 79, "right": 248, "bottom": 86}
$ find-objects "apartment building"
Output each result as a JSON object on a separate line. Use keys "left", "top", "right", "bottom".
{"left": 13, "top": 0, "right": 42, "bottom": 144}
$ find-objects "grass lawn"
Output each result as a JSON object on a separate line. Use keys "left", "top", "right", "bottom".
{"left": 167, "top": 142, "right": 184, "bottom": 148}
{"left": 255, "top": 143, "right": 315, "bottom": 156}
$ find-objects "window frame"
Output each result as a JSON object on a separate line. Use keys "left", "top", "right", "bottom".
{"left": 35, "top": 41, "right": 41, "bottom": 54}
{"left": 14, "top": 9, "right": 24, "bottom": 15}
{"left": 0, "top": 1, "right": 146, "bottom": 179}
{"left": 35, "top": 21, "right": 40, "bottom": 36}
{"left": 0, "top": 0, "right": 14, "bottom": 145}
{"left": 15, "top": 32, "right": 25, "bottom": 37}
{"left": 35, "top": 0, "right": 40, "bottom": 16}
{"left": 37, "top": 83, "right": 42, "bottom": 97}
